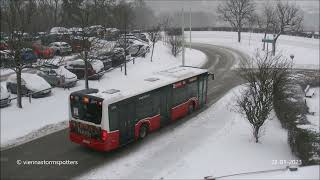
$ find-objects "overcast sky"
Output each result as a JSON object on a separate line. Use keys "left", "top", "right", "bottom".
{"left": 144, "top": 0, "right": 319, "bottom": 31}
{"left": 145, "top": 0, "right": 319, "bottom": 14}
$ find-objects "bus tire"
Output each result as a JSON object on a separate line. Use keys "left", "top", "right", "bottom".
{"left": 139, "top": 124, "right": 148, "bottom": 139}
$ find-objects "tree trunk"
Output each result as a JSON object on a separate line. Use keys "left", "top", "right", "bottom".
{"left": 84, "top": 51, "right": 89, "bottom": 89}
{"left": 262, "top": 32, "right": 267, "bottom": 50}
{"left": 16, "top": 69, "right": 22, "bottom": 108}
{"left": 254, "top": 127, "right": 260, "bottom": 143}
{"left": 272, "top": 40, "right": 276, "bottom": 56}
{"left": 237, "top": 29, "right": 241, "bottom": 42}
{"left": 150, "top": 43, "right": 155, "bottom": 62}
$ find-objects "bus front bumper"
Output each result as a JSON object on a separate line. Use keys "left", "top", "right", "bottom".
{"left": 69, "top": 132, "right": 118, "bottom": 152}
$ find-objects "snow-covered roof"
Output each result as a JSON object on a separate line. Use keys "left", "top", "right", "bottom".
{"left": 55, "top": 66, "right": 77, "bottom": 79}
{"left": 50, "top": 42, "right": 70, "bottom": 46}
{"left": 66, "top": 59, "right": 104, "bottom": 72}
{"left": 89, "top": 66, "right": 207, "bottom": 105}
{"left": 68, "top": 27, "right": 83, "bottom": 32}
{"left": 50, "top": 27, "right": 68, "bottom": 33}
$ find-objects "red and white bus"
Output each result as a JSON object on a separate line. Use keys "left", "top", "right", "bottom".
{"left": 69, "top": 66, "right": 212, "bottom": 151}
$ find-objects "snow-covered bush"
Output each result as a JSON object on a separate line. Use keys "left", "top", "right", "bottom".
{"left": 274, "top": 74, "right": 319, "bottom": 165}
{"left": 289, "top": 127, "right": 320, "bottom": 165}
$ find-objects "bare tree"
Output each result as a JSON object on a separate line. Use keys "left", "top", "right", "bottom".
{"left": 236, "top": 51, "right": 292, "bottom": 143}
{"left": 148, "top": 25, "right": 161, "bottom": 62}
{"left": 66, "top": 0, "right": 96, "bottom": 89}
{"left": 167, "top": 31, "right": 182, "bottom": 57}
{"left": 113, "top": 0, "right": 134, "bottom": 76}
{"left": 217, "top": 0, "right": 255, "bottom": 42}
{"left": 260, "top": 3, "right": 276, "bottom": 51}
{"left": 1, "top": 0, "right": 37, "bottom": 108}
{"left": 271, "top": 1, "right": 303, "bottom": 55}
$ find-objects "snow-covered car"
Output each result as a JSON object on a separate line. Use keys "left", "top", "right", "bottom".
{"left": 0, "top": 40, "right": 8, "bottom": 50}
{"left": 6, "top": 73, "right": 52, "bottom": 98}
{"left": 50, "top": 27, "right": 70, "bottom": 35}
{"left": 37, "top": 65, "right": 78, "bottom": 88}
{"left": 48, "top": 42, "right": 72, "bottom": 55}
{"left": 0, "top": 85, "right": 11, "bottom": 107}
{"left": 1, "top": 49, "right": 37, "bottom": 67}
{"left": 0, "top": 50, "right": 13, "bottom": 67}
{"left": 88, "top": 51, "right": 113, "bottom": 70}
{"left": 65, "top": 59, "right": 105, "bottom": 80}
{"left": 128, "top": 39, "right": 150, "bottom": 57}
{"left": 68, "top": 27, "right": 83, "bottom": 36}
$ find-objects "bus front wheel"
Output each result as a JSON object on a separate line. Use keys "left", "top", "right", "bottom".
{"left": 139, "top": 124, "right": 148, "bottom": 139}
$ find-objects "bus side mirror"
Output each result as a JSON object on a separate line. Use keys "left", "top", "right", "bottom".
{"left": 209, "top": 72, "right": 214, "bottom": 80}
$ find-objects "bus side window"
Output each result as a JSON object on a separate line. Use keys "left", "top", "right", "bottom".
{"left": 109, "top": 106, "right": 119, "bottom": 131}
{"left": 136, "top": 96, "right": 153, "bottom": 120}
{"left": 188, "top": 81, "right": 197, "bottom": 97}
{"left": 173, "top": 86, "right": 188, "bottom": 106}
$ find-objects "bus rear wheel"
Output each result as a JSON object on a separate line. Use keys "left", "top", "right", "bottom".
{"left": 188, "top": 104, "right": 194, "bottom": 114}
{"left": 139, "top": 124, "right": 148, "bottom": 139}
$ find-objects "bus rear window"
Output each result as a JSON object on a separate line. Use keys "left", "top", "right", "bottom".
{"left": 70, "top": 95, "right": 103, "bottom": 124}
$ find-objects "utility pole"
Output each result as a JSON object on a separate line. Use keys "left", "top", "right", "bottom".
{"left": 189, "top": 8, "right": 192, "bottom": 50}
{"left": 182, "top": 8, "right": 185, "bottom": 66}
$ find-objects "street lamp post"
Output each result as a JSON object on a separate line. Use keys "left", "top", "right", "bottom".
{"left": 290, "top": 54, "right": 294, "bottom": 70}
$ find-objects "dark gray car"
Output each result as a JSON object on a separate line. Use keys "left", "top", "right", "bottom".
{"left": 37, "top": 65, "right": 78, "bottom": 88}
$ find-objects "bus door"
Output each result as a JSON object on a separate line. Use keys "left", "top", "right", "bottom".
{"left": 118, "top": 102, "right": 135, "bottom": 145}
{"left": 198, "top": 75, "right": 208, "bottom": 106}
{"left": 159, "top": 87, "right": 170, "bottom": 126}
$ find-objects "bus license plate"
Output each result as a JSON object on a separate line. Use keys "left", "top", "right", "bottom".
{"left": 83, "top": 139, "right": 90, "bottom": 144}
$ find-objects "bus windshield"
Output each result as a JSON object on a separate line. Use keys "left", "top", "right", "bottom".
{"left": 70, "top": 96, "right": 102, "bottom": 124}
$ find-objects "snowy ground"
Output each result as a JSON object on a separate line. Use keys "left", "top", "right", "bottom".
{"left": 77, "top": 86, "right": 309, "bottom": 179}
{"left": 0, "top": 42, "right": 207, "bottom": 148}
{"left": 187, "top": 31, "right": 319, "bottom": 70}
{"left": 219, "top": 165, "right": 320, "bottom": 179}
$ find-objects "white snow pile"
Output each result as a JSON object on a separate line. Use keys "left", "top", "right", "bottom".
{"left": 0, "top": 41, "right": 207, "bottom": 148}
{"left": 78, "top": 86, "right": 302, "bottom": 179}
{"left": 188, "top": 31, "right": 319, "bottom": 70}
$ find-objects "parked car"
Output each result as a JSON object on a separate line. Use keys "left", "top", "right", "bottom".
{"left": 89, "top": 50, "right": 115, "bottom": 70}
{"left": 21, "top": 48, "right": 37, "bottom": 63}
{"left": 111, "top": 48, "right": 128, "bottom": 67}
{"left": 0, "top": 50, "right": 13, "bottom": 67}
{"left": 0, "top": 85, "right": 11, "bottom": 107}
{"left": 6, "top": 73, "right": 52, "bottom": 98}
{"left": 37, "top": 65, "right": 78, "bottom": 88}
{"left": 0, "top": 40, "right": 8, "bottom": 50}
{"left": 32, "top": 43, "right": 55, "bottom": 59}
{"left": 50, "top": 27, "right": 71, "bottom": 35}
{"left": 65, "top": 59, "right": 104, "bottom": 80}
{"left": 1, "top": 49, "right": 37, "bottom": 67}
{"left": 48, "top": 42, "right": 72, "bottom": 55}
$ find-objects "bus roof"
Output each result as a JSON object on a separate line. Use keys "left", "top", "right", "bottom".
{"left": 85, "top": 66, "right": 207, "bottom": 105}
